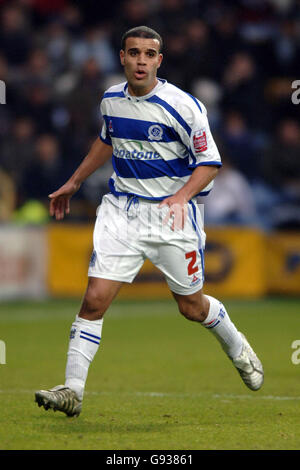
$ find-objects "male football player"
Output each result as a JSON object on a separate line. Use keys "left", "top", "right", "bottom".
{"left": 35, "top": 26, "right": 263, "bottom": 417}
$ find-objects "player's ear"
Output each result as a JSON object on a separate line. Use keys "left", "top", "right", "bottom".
{"left": 120, "top": 50, "right": 125, "bottom": 66}
{"left": 157, "top": 53, "right": 163, "bottom": 69}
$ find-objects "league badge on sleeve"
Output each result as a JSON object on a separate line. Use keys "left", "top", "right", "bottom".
{"left": 193, "top": 129, "right": 207, "bottom": 153}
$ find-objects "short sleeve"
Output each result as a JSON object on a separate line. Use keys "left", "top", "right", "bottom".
{"left": 179, "top": 96, "right": 222, "bottom": 169}
{"left": 99, "top": 99, "right": 112, "bottom": 146}
{"left": 99, "top": 120, "right": 112, "bottom": 146}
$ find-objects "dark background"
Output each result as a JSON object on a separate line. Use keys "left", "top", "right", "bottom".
{"left": 0, "top": 0, "right": 299, "bottom": 229}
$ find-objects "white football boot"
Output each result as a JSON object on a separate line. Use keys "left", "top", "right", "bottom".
{"left": 35, "top": 385, "right": 82, "bottom": 417}
{"left": 232, "top": 333, "right": 264, "bottom": 391}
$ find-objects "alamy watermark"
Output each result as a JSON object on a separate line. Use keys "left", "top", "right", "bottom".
{"left": 291, "top": 340, "right": 300, "bottom": 365}
{"left": 0, "top": 340, "right": 6, "bottom": 364}
{"left": 291, "top": 80, "right": 300, "bottom": 105}
{"left": 0, "top": 80, "right": 6, "bottom": 104}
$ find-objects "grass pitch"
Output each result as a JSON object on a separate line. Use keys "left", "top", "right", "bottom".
{"left": 0, "top": 297, "right": 300, "bottom": 450}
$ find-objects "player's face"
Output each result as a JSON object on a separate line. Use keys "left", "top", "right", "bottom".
{"left": 120, "top": 37, "right": 163, "bottom": 96}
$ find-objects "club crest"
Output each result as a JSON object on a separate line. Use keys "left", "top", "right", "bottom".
{"left": 148, "top": 124, "right": 163, "bottom": 141}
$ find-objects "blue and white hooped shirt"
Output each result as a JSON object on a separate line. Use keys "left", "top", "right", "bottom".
{"left": 99, "top": 78, "right": 222, "bottom": 201}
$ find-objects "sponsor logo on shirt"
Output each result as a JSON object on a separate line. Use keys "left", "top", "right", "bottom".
{"left": 114, "top": 140, "right": 162, "bottom": 160}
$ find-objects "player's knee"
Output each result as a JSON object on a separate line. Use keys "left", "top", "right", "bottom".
{"left": 177, "top": 299, "right": 207, "bottom": 322}
{"left": 79, "top": 287, "right": 109, "bottom": 320}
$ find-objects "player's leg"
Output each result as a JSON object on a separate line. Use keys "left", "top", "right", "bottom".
{"left": 35, "top": 277, "right": 122, "bottom": 417}
{"left": 172, "top": 289, "right": 243, "bottom": 359}
{"left": 78, "top": 276, "right": 123, "bottom": 321}
{"left": 172, "top": 289, "right": 264, "bottom": 391}
{"left": 148, "top": 197, "right": 263, "bottom": 391}
{"left": 64, "top": 277, "right": 123, "bottom": 399}
{"left": 35, "top": 194, "right": 145, "bottom": 416}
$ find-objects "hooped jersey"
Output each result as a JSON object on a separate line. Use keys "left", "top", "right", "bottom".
{"left": 99, "top": 78, "right": 222, "bottom": 200}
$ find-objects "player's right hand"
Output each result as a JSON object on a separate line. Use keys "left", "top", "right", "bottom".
{"left": 159, "top": 195, "right": 188, "bottom": 231}
{"left": 48, "top": 181, "right": 81, "bottom": 220}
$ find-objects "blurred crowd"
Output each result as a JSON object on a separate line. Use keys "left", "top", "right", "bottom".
{"left": 0, "top": 0, "right": 299, "bottom": 229}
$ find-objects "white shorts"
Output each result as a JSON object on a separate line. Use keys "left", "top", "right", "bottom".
{"left": 88, "top": 193, "right": 206, "bottom": 295}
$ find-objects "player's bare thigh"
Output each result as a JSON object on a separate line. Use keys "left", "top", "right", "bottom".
{"left": 79, "top": 277, "right": 123, "bottom": 321}
{"left": 172, "top": 288, "right": 209, "bottom": 322}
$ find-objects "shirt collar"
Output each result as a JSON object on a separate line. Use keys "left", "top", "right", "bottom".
{"left": 124, "top": 78, "right": 167, "bottom": 102}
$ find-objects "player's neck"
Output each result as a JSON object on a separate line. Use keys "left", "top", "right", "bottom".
{"left": 127, "top": 78, "right": 158, "bottom": 97}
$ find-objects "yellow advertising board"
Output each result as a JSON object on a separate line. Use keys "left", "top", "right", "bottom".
{"left": 48, "top": 224, "right": 93, "bottom": 296}
{"left": 267, "top": 232, "right": 300, "bottom": 295}
{"left": 203, "top": 227, "right": 267, "bottom": 297}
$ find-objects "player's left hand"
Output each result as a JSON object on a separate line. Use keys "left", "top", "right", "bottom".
{"left": 49, "top": 180, "right": 81, "bottom": 220}
{"left": 158, "top": 195, "right": 188, "bottom": 231}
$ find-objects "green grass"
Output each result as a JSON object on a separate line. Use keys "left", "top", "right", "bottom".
{"left": 0, "top": 297, "right": 300, "bottom": 450}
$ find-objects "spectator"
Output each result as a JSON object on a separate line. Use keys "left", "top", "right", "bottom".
{"left": 192, "top": 78, "right": 222, "bottom": 130}
{"left": 43, "top": 20, "right": 70, "bottom": 74}
{"left": 21, "top": 134, "right": 66, "bottom": 203}
{"left": 254, "top": 119, "right": 300, "bottom": 229}
{"left": 221, "top": 52, "right": 266, "bottom": 131}
{"left": 0, "top": 4, "right": 32, "bottom": 66}
{"left": 111, "top": 0, "right": 152, "bottom": 52}
{"left": 158, "top": 32, "right": 188, "bottom": 89}
{"left": 184, "top": 19, "right": 217, "bottom": 82}
{"left": 0, "top": 168, "right": 16, "bottom": 222}
{"left": 260, "top": 119, "right": 300, "bottom": 198}
{"left": 66, "top": 57, "right": 105, "bottom": 132}
{"left": 18, "top": 82, "right": 56, "bottom": 133}
{"left": 218, "top": 110, "right": 262, "bottom": 182}
{"left": 22, "top": 48, "right": 53, "bottom": 87}
{"left": 60, "top": 4, "right": 84, "bottom": 36}
{"left": 212, "top": 9, "right": 244, "bottom": 80}
{"left": 0, "top": 116, "right": 36, "bottom": 189}
{"left": 271, "top": 18, "right": 300, "bottom": 77}
{"left": 69, "top": 26, "right": 118, "bottom": 75}
{"left": 150, "top": 0, "right": 193, "bottom": 35}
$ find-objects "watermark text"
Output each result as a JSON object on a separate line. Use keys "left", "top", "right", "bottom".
{"left": 0, "top": 340, "right": 6, "bottom": 364}
{"left": 0, "top": 80, "right": 6, "bottom": 104}
{"left": 291, "top": 80, "right": 300, "bottom": 105}
{"left": 291, "top": 340, "right": 300, "bottom": 365}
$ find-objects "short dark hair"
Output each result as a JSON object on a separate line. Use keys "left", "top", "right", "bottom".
{"left": 121, "top": 26, "right": 163, "bottom": 52}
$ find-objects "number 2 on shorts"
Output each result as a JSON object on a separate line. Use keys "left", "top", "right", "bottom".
{"left": 185, "top": 251, "right": 198, "bottom": 275}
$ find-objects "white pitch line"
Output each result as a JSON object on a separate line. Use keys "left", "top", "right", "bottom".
{"left": 212, "top": 393, "right": 300, "bottom": 401}
{"left": 0, "top": 389, "right": 300, "bottom": 401}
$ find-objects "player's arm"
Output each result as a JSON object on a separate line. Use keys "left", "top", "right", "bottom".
{"left": 174, "top": 164, "right": 219, "bottom": 201}
{"left": 160, "top": 97, "right": 222, "bottom": 230}
{"left": 159, "top": 165, "right": 219, "bottom": 230}
{"left": 49, "top": 137, "right": 112, "bottom": 220}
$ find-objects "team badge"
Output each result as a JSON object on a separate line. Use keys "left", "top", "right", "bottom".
{"left": 193, "top": 129, "right": 207, "bottom": 153}
{"left": 108, "top": 120, "right": 113, "bottom": 134}
{"left": 70, "top": 328, "right": 76, "bottom": 339}
{"left": 148, "top": 124, "right": 163, "bottom": 141}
